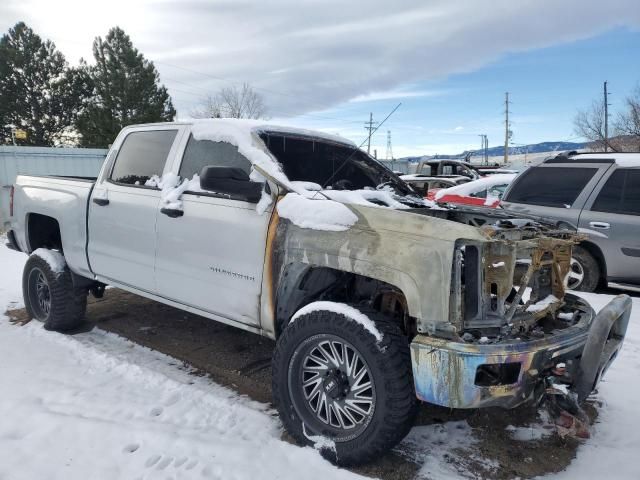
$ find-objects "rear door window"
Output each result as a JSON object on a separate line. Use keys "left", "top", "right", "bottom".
{"left": 592, "top": 169, "right": 640, "bottom": 216}
{"left": 504, "top": 166, "right": 597, "bottom": 207}
{"left": 110, "top": 130, "right": 177, "bottom": 185}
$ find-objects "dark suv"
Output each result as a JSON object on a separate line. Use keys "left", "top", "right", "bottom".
{"left": 501, "top": 152, "right": 640, "bottom": 292}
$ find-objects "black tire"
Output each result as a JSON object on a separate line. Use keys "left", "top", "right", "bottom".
{"left": 272, "top": 304, "right": 418, "bottom": 466}
{"left": 567, "top": 246, "right": 600, "bottom": 293}
{"left": 22, "top": 251, "right": 87, "bottom": 332}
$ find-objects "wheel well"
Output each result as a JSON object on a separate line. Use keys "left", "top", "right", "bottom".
{"left": 579, "top": 241, "right": 607, "bottom": 285}
{"left": 275, "top": 264, "right": 412, "bottom": 337}
{"left": 27, "top": 214, "right": 62, "bottom": 252}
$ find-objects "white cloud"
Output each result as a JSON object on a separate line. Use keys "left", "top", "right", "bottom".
{"left": 2, "top": 0, "right": 639, "bottom": 119}
{"left": 349, "top": 89, "right": 447, "bottom": 103}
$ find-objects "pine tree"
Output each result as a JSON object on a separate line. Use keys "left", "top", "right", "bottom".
{"left": 76, "top": 27, "right": 175, "bottom": 147}
{"left": 0, "top": 22, "right": 87, "bottom": 146}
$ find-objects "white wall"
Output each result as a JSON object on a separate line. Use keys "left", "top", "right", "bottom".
{"left": 0, "top": 146, "right": 107, "bottom": 225}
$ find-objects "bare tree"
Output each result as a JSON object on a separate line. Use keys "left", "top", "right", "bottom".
{"left": 192, "top": 83, "right": 268, "bottom": 119}
{"left": 574, "top": 99, "right": 621, "bottom": 152}
{"left": 614, "top": 85, "right": 640, "bottom": 150}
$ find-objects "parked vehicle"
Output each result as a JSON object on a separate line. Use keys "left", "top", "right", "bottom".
{"left": 5, "top": 121, "right": 631, "bottom": 465}
{"left": 399, "top": 174, "right": 468, "bottom": 197}
{"left": 413, "top": 158, "right": 482, "bottom": 180}
{"left": 501, "top": 152, "right": 640, "bottom": 292}
{"left": 433, "top": 173, "right": 517, "bottom": 208}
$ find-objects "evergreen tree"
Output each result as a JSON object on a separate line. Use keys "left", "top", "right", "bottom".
{"left": 0, "top": 22, "right": 87, "bottom": 146}
{"left": 76, "top": 27, "right": 175, "bottom": 147}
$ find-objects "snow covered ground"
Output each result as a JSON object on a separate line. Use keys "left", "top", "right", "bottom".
{"left": 1, "top": 239, "right": 639, "bottom": 479}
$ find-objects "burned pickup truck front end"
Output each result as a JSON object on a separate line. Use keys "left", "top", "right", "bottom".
{"left": 410, "top": 219, "right": 631, "bottom": 410}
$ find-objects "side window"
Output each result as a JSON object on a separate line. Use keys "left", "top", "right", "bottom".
{"left": 110, "top": 130, "right": 177, "bottom": 185}
{"left": 592, "top": 169, "right": 640, "bottom": 216}
{"left": 179, "top": 136, "right": 252, "bottom": 181}
{"left": 504, "top": 167, "right": 597, "bottom": 208}
{"left": 470, "top": 189, "right": 488, "bottom": 199}
{"left": 420, "top": 165, "right": 433, "bottom": 176}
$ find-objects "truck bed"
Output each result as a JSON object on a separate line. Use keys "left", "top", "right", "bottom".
{"left": 9, "top": 174, "right": 96, "bottom": 278}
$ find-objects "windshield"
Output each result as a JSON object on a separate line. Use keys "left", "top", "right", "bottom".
{"left": 259, "top": 132, "right": 413, "bottom": 195}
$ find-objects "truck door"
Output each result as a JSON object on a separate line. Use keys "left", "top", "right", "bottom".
{"left": 88, "top": 128, "right": 182, "bottom": 293}
{"left": 579, "top": 167, "right": 640, "bottom": 284}
{"left": 154, "top": 135, "right": 271, "bottom": 326}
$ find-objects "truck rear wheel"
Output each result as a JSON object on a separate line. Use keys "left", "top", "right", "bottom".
{"left": 23, "top": 251, "right": 88, "bottom": 332}
{"left": 272, "top": 303, "right": 418, "bottom": 466}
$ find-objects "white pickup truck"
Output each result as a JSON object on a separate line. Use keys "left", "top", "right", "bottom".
{"left": 5, "top": 120, "right": 632, "bottom": 465}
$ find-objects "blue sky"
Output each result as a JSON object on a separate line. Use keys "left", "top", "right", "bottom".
{"left": 285, "top": 27, "right": 640, "bottom": 157}
{"left": 2, "top": 0, "right": 639, "bottom": 157}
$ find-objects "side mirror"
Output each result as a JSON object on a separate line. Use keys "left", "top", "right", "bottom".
{"left": 199, "top": 166, "right": 263, "bottom": 203}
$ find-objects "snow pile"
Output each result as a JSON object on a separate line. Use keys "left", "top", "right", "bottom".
{"left": 542, "top": 291, "right": 640, "bottom": 480}
{"left": 434, "top": 174, "right": 516, "bottom": 201}
{"left": 398, "top": 421, "right": 487, "bottom": 479}
{"left": 322, "top": 188, "right": 411, "bottom": 210}
{"left": 277, "top": 193, "right": 358, "bottom": 231}
{"left": 0, "top": 243, "right": 361, "bottom": 480}
{"left": 526, "top": 294, "right": 559, "bottom": 312}
{"left": 0, "top": 235, "right": 27, "bottom": 312}
{"left": 32, "top": 248, "right": 66, "bottom": 275}
{"left": 291, "top": 301, "right": 383, "bottom": 342}
{"left": 146, "top": 172, "right": 204, "bottom": 210}
{"left": 505, "top": 412, "right": 554, "bottom": 441}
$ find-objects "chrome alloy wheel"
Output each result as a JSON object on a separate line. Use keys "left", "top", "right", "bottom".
{"left": 28, "top": 268, "right": 51, "bottom": 319}
{"left": 564, "top": 257, "right": 585, "bottom": 290}
{"left": 289, "top": 334, "right": 376, "bottom": 440}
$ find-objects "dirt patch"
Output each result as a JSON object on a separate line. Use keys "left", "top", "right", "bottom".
{"left": 7, "top": 288, "right": 590, "bottom": 479}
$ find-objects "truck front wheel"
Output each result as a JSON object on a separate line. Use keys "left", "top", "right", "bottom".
{"left": 22, "top": 251, "right": 88, "bottom": 332}
{"left": 272, "top": 302, "right": 418, "bottom": 466}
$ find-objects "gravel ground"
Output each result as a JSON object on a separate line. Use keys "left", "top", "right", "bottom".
{"left": 8, "top": 289, "right": 597, "bottom": 479}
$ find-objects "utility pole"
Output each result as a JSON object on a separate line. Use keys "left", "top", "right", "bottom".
{"left": 504, "top": 92, "right": 511, "bottom": 165}
{"left": 478, "top": 134, "right": 489, "bottom": 165}
{"left": 364, "top": 112, "right": 377, "bottom": 155}
{"left": 604, "top": 81, "right": 610, "bottom": 152}
{"left": 485, "top": 136, "right": 489, "bottom": 165}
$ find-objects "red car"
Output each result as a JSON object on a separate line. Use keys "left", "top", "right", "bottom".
{"left": 431, "top": 174, "right": 517, "bottom": 208}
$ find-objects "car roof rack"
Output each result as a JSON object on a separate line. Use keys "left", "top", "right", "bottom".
{"left": 543, "top": 151, "right": 615, "bottom": 164}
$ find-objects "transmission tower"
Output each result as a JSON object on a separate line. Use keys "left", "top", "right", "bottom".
{"left": 385, "top": 130, "right": 394, "bottom": 161}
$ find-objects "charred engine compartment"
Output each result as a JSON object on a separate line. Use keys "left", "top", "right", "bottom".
{"left": 448, "top": 218, "right": 583, "bottom": 343}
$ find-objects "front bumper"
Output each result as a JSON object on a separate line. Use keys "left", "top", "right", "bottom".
{"left": 410, "top": 295, "right": 632, "bottom": 409}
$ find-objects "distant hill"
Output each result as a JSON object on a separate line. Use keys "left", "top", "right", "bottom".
{"left": 399, "top": 140, "right": 588, "bottom": 162}
{"left": 470, "top": 141, "right": 588, "bottom": 158}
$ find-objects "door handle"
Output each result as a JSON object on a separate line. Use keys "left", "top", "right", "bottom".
{"left": 589, "top": 221, "right": 610, "bottom": 230}
{"left": 160, "top": 207, "right": 184, "bottom": 218}
{"left": 93, "top": 197, "right": 109, "bottom": 206}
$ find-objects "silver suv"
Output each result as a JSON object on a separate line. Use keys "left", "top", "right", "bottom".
{"left": 501, "top": 152, "right": 640, "bottom": 292}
